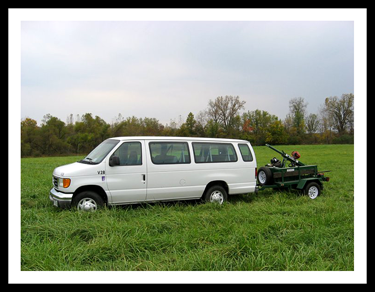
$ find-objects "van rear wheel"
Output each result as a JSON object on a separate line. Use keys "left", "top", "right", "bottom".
{"left": 203, "top": 185, "right": 228, "bottom": 205}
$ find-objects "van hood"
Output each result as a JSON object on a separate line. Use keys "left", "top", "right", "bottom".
{"left": 53, "top": 162, "right": 102, "bottom": 177}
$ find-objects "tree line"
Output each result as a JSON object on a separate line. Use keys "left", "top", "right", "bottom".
{"left": 21, "top": 94, "right": 354, "bottom": 157}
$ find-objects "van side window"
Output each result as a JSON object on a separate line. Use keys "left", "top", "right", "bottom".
{"left": 111, "top": 142, "right": 142, "bottom": 165}
{"left": 149, "top": 142, "right": 191, "bottom": 164}
{"left": 193, "top": 143, "right": 237, "bottom": 163}
{"left": 238, "top": 144, "right": 253, "bottom": 162}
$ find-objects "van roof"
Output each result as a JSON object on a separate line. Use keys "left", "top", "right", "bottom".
{"left": 109, "top": 136, "right": 249, "bottom": 143}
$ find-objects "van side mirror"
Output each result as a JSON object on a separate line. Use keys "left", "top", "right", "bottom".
{"left": 109, "top": 156, "right": 120, "bottom": 166}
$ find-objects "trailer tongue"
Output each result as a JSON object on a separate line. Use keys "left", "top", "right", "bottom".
{"left": 257, "top": 144, "right": 330, "bottom": 199}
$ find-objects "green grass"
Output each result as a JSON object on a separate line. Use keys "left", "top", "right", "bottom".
{"left": 21, "top": 145, "right": 354, "bottom": 271}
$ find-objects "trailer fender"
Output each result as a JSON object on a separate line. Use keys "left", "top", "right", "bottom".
{"left": 297, "top": 178, "right": 322, "bottom": 190}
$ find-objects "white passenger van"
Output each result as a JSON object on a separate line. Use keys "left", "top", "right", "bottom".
{"left": 49, "top": 137, "right": 258, "bottom": 211}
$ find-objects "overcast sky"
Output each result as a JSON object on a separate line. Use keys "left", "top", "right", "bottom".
{"left": 21, "top": 20, "right": 354, "bottom": 126}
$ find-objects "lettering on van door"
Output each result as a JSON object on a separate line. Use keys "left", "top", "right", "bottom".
{"left": 97, "top": 170, "right": 105, "bottom": 175}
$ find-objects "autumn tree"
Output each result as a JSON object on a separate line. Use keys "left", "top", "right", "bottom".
{"left": 177, "top": 112, "right": 197, "bottom": 137}
{"left": 39, "top": 114, "right": 70, "bottom": 155}
{"left": 242, "top": 109, "right": 278, "bottom": 145}
{"left": 265, "top": 120, "right": 287, "bottom": 145}
{"left": 141, "top": 117, "right": 163, "bottom": 136}
{"left": 21, "top": 118, "right": 40, "bottom": 157}
{"left": 66, "top": 113, "right": 110, "bottom": 154}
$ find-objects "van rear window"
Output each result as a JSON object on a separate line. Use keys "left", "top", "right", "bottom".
{"left": 238, "top": 144, "right": 253, "bottom": 162}
{"left": 192, "top": 143, "right": 237, "bottom": 163}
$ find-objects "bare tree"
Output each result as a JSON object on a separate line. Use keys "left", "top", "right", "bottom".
{"left": 207, "top": 95, "right": 246, "bottom": 135}
{"left": 196, "top": 110, "right": 208, "bottom": 128}
{"left": 323, "top": 94, "right": 354, "bottom": 134}
{"left": 288, "top": 97, "right": 307, "bottom": 135}
{"left": 305, "top": 113, "right": 320, "bottom": 134}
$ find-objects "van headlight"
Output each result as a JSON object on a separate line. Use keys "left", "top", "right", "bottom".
{"left": 58, "top": 178, "right": 71, "bottom": 188}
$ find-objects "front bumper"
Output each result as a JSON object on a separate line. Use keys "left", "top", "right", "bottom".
{"left": 49, "top": 188, "right": 73, "bottom": 209}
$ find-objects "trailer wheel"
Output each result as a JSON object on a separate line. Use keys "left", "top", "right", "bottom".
{"left": 258, "top": 167, "right": 273, "bottom": 186}
{"left": 304, "top": 182, "right": 321, "bottom": 199}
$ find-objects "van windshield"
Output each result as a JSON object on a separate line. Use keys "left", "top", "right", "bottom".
{"left": 79, "top": 139, "right": 120, "bottom": 164}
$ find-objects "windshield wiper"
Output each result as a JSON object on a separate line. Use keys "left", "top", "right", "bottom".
{"left": 78, "top": 157, "right": 97, "bottom": 164}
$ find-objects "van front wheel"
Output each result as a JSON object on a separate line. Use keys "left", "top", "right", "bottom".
{"left": 72, "top": 191, "right": 104, "bottom": 211}
{"left": 203, "top": 185, "right": 228, "bottom": 205}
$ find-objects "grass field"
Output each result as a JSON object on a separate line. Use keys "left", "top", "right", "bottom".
{"left": 20, "top": 144, "right": 354, "bottom": 271}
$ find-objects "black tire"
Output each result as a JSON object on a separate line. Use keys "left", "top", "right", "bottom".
{"left": 203, "top": 185, "right": 228, "bottom": 205}
{"left": 303, "top": 182, "right": 321, "bottom": 199}
{"left": 258, "top": 167, "right": 273, "bottom": 186}
{"left": 72, "top": 191, "right": 104, "bottom": 211}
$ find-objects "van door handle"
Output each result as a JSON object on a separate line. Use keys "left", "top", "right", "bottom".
{"left": 142, "top": 174, "right": 146, "bottom": 181}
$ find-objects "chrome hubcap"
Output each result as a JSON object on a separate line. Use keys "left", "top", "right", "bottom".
{"left": 210, "top": 190, "right": 224, "bottom": 204}
{"left": 77, "top": 198, "right": 97, "bottom": 211}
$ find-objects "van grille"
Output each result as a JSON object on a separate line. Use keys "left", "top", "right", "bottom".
{"left": 53, "top": 176, "right": 58, "bottom": 188}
